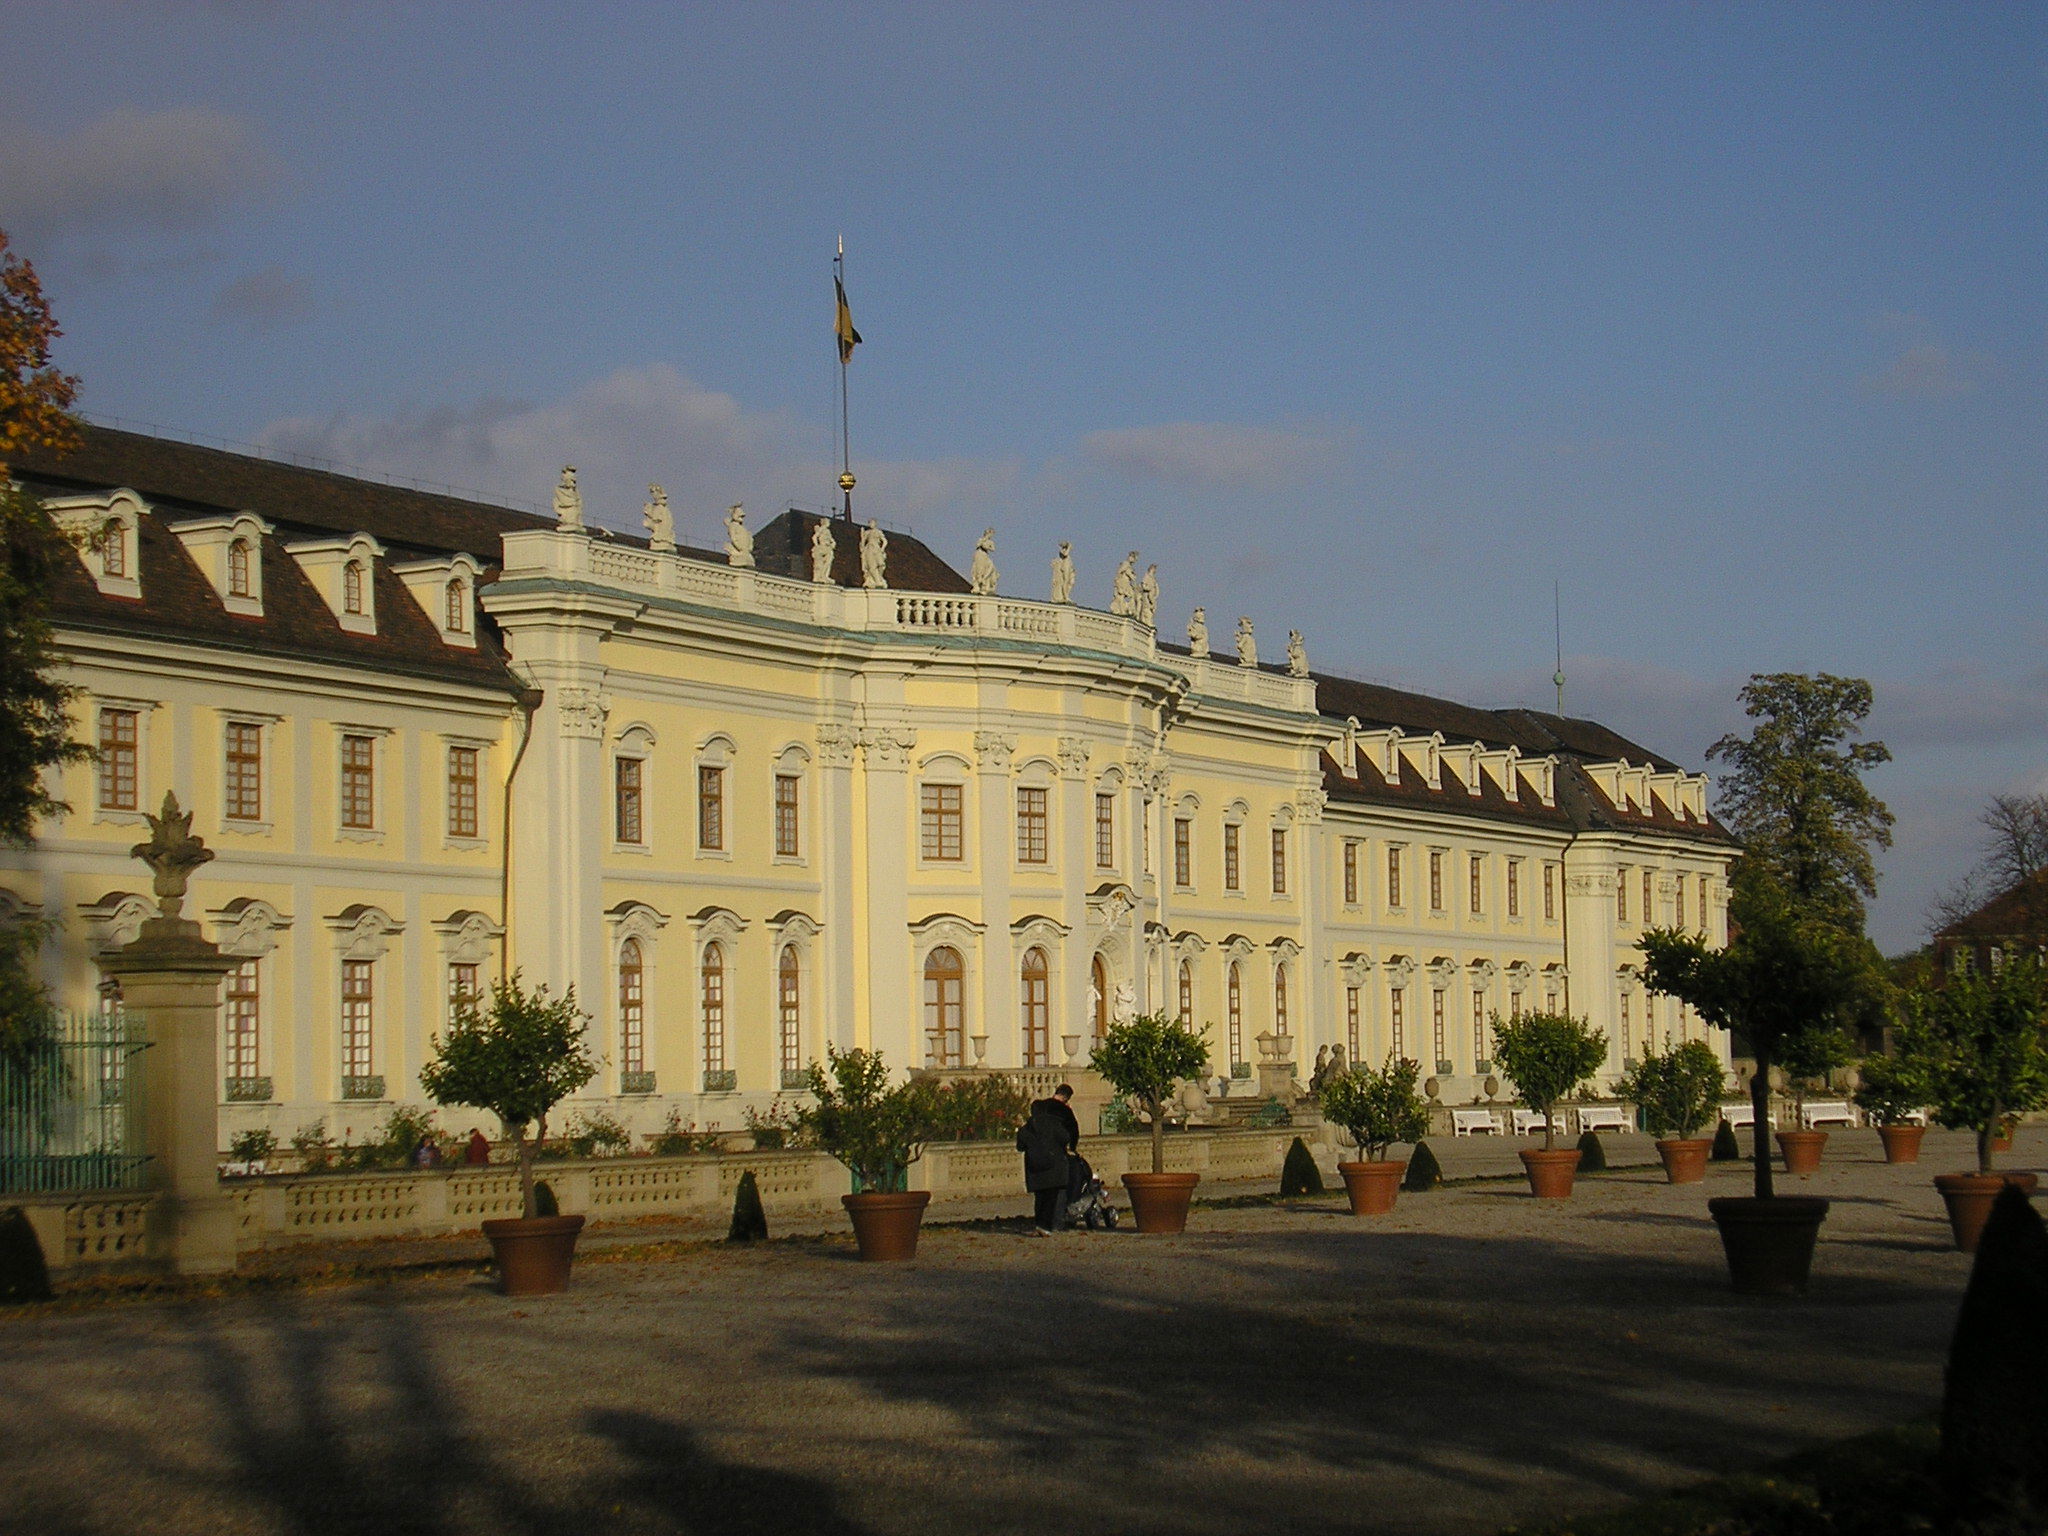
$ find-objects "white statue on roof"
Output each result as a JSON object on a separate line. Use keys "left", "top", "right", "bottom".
{"left": 553, "top": 466, "right": 583, "bottom": 532}
{"left": 1110, "top": 551, "right": 1139, "bottom": 616}
{"left": 1137, "top": 564, "right": 1159, "bottom": 628}
{"left": 1050, "top": 541, "right": 1075, "bottom": 604}
{"left": 1235, "top": 616, "right": 1256, "bottom": 668}
{"left": 724, "top": 504, "right": 755, "bottom": 568}
{"left": 810, "top": 518, "right": 836, "bottom": 584}
{"left": 860, "top": 519, "right": 888, "bottom": 589}
{"left": 969, "top": 527, "right": 999, "bottom": 595}
{"left": 643, "top": 485, "right": 674, "bottom": 552}
{"left": 1287, "top": 629, "right": 1308, "bottom": 678}
{"left": 1188, "top": 606, "right": 1209, "bottom": 658}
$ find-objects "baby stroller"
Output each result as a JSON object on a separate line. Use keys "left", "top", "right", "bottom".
{"left": 1065, "top": 1154, "right": 1119, "bottom": 1230}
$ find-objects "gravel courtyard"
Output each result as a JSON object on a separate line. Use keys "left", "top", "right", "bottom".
{"left": 0, "top": 1129, "right": 2026, "bottom": 1536}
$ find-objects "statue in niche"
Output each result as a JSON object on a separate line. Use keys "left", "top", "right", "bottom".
{"left": 724, "top": 504, "right": 755, "bottom": 568}
{"left": 1137, "top": 564, "right": 1159, "bottom": 628}
{"left": 1187, "top": 606, "right": 1209, "bottom": 658}
{"left": 1110, "top": 551, "right": 1139, "bottom": 616}
{"left": 1287, "top": 629, "right": 1308, "bottom": 678}
{"left": 130, "top": 792, "right": 215, "bottom": 923}
{"left": 809, "top": 518, "right": 836, "bottom": 584}
{"left": 969, "top": 527, "right": 999, "bottom": 595}
{"left": 643, "top": 485, "right": 674, "bottom": 552}
{"left": 859, "top": 519, "right": 888, "bottom": 589}
{"left": 1113, "top": 977, "right": 1136, "bottom": 1021}
{"left": 1235, "top": 616, "right": 1257, "bottom": 668}
{"left": 553, "top": 466, "right": 583, "bottom": 531}
{"left": 1049, "top": 542, "right": 1075, "bottom": 604}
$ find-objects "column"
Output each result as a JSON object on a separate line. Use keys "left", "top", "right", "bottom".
{"left": 973, "top": 731, "right": 1016, "bottom": 1066}
{"left": 860, "top": 726, "right": 916, "bottom": 1069}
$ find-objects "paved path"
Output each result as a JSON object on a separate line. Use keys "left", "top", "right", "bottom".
{"left": 1, "top": 1127, "right": 2033, "bottom": 1536}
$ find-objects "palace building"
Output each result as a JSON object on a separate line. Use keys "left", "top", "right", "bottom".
{"left": 5, "top": 424, "right": 1734, "bottom": 1147}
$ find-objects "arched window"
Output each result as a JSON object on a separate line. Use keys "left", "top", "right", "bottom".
{"left": 343, "top": 560, "right": 365, "bottom": 615}
{"left": 445, "top": 578, "right": 468, "bottom": 632}
{"left": 1090, "top": 953, "right": 1110, "bottom": 1045}
{"left": 1020, "top": 948, "right": 1050, "bottom": 1066}
{"left": 1274, "top": 963, "right": 1290, "bottom": 1035}
{"left": 923, "top": 946, "right": 964, "bottom": 1067}
{"left": 1177, "top": 960, "right": 1193, "bottom": 1025}
{"left": 618, "top": 939, "right": 645, "bottom": 1078}
{"left": 228, "top": 538, "right": 252, "bottom": 598}
{"left": 778, "top": 945, "right": 802, "bottom": 1083}
{"left": 1227, "top": 962, "right": 1243, "bottom": 1067}
{"left": 701, "top": 942, "right": 726, "bottom": 1075}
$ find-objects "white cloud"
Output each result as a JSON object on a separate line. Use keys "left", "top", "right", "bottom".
{"left": 1860, "top": 342, "right": 1993, "bottom": 399}
{"left": 1079, "top": 421, "right": 1328, "bottom": 488}
{"left": 210, "top": 266, "right": 316, "bottom": 331}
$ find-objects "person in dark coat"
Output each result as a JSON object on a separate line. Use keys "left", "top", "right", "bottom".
{"left": 1017, "top": 1085, "right": 1080, "bottom": 1233}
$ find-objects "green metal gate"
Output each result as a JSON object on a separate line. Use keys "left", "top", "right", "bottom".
{"left": 0, "top": 1009, "right": 151, "bottom": 1193}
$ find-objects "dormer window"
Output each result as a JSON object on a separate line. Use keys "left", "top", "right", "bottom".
{"left": 343, "top": 561, "right": 365, "bottom": 615}
{"left": 228, "top": 539, "right": 252, "bottom": 598}
{"left": 445, "top": 579, "right": 467, "bottom": 633}
{"left": 390, "top": 551, "right": 480, "bottom": 648}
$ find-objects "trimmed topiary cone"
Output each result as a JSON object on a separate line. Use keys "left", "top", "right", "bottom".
{"left": 1575, "top": 1130, "right": 1606, "bottom": 1173}
{"left": 1401, "top": 1140, "right": 1443, "bottom": 1192}
{"left": 1711, "top": 1119, "right": 1741, "bottom": 1162}
{"left": 1279, "top": 1137, "right": 1323, "bottom": 1198}
{"left": 1941, "top": 1184, "right": 2048, "bottom": 1520}
{"left": 728, "top": 1169, "right": 769, "bottom": 1242}
{"left": 0, "top": 1208, "right": 52, "bottom": 1304}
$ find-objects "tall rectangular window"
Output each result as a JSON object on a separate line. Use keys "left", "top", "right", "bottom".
{"left": 1619, "top": 990, "right": 1632, "bottom": 1057}
{"left": 224, "top": 721, "right": 262, "bottom": 822}
{"left": 779, "top": 947, "right": 803, "bottom": 1079}
{"left": 698, "top": 765, "right": 725, "bottom": 850}
{"left": 1223, "top": 823, "right": 1241, "bottom": 891}
{"left": 920, "top": 783, "right": 963, "bottom": 862}
{"left": 618, "top": 944, "right": 645, "bottom": 1078}
{"left": 447, "top": 746, "right": 479, "bottom": 839}
{"left": 447, "top": 962, "right": 479, "bottom": 1024}
{"left": 1429, "top": 850, "right": 1444, "bottom": 911}
{"left": 701, "top": 944, "right": 726, "bottom": 1076}
{"left": 1016, "top": 786, "right": 1049, "bottom": 864}
{"left": 1617, "top": 867, "right": 1630, "bottom": 922}
{"left": 774, "top": 774, "right": 801, "bottom": 857}
{"left": 1468, "top": 853, "right": 1483, "bottom": 914}
{"left": 1094, "top": 793, "right": 1115, "bottom": 868}
{"left": 1644, "top": 869, "right": 1654, "bottom": 923}
{"left": 1346, "top": 986, "right": 1361, "bottom": 1060}
{"left": 1178, "top": 962, "right": 1193, "bottom": 1025}
{"left": 1271, "top": 829, "right": 1288, "bottom": 895}
{"left": 1472, "top": 991, "right": 1488, "bottom": 1064}
{"left": 1173, "top": 817, "right": 1192, "bottom": 887}
{"left": 615, "top": 757, "right": 644, "bottom": 844}
{"left": 1387, "top": 846, "right": 1403, "bottom": 907}
{"left": 1431, "top": 990, "right": 1447, "bottom": 1068}
{"left": 97, "top": 708, "right": 138, "bottom": 811}
{"left": 225, "top": 961, "right": 260, "bottom": 1081}
{"left": 1343, "top": 841, "right": 1359, "bottom": 905}
{"left": 1507, "top": 859, "right": 1521, "bottom": 918}
{"left": 340, "top": 959, "right": 374, "bottom": 1082}
{"left": 340, "top": 734, "right": 375, "bottom": 830}
{"left": 1544, "top": 863, "right": 1556, "bottom": 921}
{"left": 1674, "top": 873, "right": 1686, "bottom": 929}
{"left": 1227, "top": 965, "right": 1243, "bottom": 1065}
{"left": 1390, "top": 987, "right": 1406, "bottom": 1058}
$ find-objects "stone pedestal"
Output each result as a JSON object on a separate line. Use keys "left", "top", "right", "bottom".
{"left": 1253, "top": 1030, "right": 1296, "bottom": 1102}
{"left": 99, "top": 917, "right": 238, "bottom": 1276}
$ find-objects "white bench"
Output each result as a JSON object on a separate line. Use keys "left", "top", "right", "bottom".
{"left": 1801, "top": 1100, "right": 1859, "bottom": 1129}
{"left": 1720, "top": 1103, "right": 1779, "bottom": 1130}
{"left": 1451, "top": 1108, "right": 1503, "bottom": 1136}
{"left": 1511, "top": 1108, "right": 1570, "bottom": 1137}
{"left": 1893, "top": 1107, "right": 1930, "bottom": 1127}
{"left": 1576, "top": 1105, "right": 1633, "bottom": 1134}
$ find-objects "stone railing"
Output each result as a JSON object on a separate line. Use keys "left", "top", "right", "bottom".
{"left": 16, "top": 1125, "right": 1305, "bottom": 1272}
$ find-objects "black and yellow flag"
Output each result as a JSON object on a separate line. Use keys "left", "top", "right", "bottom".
{"left": 835, "top": 276, "right": 862, "bottom": 364}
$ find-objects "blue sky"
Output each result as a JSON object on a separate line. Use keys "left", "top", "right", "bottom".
{"left": 3, "top": 2, "right": 2042, "bottom": 949}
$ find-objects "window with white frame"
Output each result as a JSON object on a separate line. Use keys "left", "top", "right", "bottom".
{"left": 774, "top": 774, "right": 801, "bottom": 858}
{"left": 340, "top": 735, "right": 375, "bottom": 830}
{"left": 701, "top": 942, "right": 727, "bottom": 1076}
{"left": 1094, "top": 793, "right": 1115, "bottom": 869}
{"left": 225, "top": 961, "right": 260, "bottom": 1082}
{"left": 779, "top": 945, "right": 803, "bottom": 1079}
{"left": 618, "top": 940, "right": 645, "bottom": 1079}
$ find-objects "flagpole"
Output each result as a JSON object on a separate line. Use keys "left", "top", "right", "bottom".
{"left": 836, "top": 235, "right": 855, "bottom": 522}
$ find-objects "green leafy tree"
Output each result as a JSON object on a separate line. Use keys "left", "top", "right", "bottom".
{"left": 1317, "top": 1054, "right": 1429, "bottom": 1163}
{"left": 1898, "top": 958, "right": 2048, "bottom": 1175}
{"left": 1852, "top": 1050, "right": 1930, "bottom": 1129}
{"left": 1639, "top": 870, "right": 1869, "bottom": 1198}
{"left": 1707, "top": 673, "right": 1894, "bottom": 935}
{"left": 1090, "top": 1012, "right": 1210, "bottom": 1174}
{"left": 418, "top": 972, "right": 597, "bottom": 1219}
{"left": 1490, "top": 1011, "right": 1607, "bottom": 1151}
{"left": 1613, "top": 1040, "right": 1728, "bottom": 1139}
{"left": 794, "top": 1045, "right": 944, "bottom": 1193}
{"left": 1776, "top": 1019, "right": 1854, "bottom": 1120}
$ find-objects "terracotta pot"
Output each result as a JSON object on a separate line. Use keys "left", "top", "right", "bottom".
{"left": 1121, "top": 1171, "right": 1201, "bottom": 1233}
{"left": 1776, "top": 1129, "right": 1828, "bottom": 1175}
{"left": 1336, "top": 1160, "right": 1405, "bottom": 1216}
{"left": 1655, "top": 1138, "right": 1712, "bottom": 1185}
{"left": 842, "top": 1190, "right": 931, "bottom": 1261}
{"left": 482, "top": 1213, "right": 586, "bottom": 1296}
{"left": 1877, "top": 1124, "right": 1925, "bottom": 1164}
{"left": 1708, "top": 1196, "right": 1830, "bottom": 1295}
{"left": 1990, "top": 1132, "right": 2014, "bottom": 1154}
{"left": 1519, "top": 1148, "right": 1581, "bottom": 1199}
{"left": 1932, "top": 1171, "right": 2039, "bottom": 1254}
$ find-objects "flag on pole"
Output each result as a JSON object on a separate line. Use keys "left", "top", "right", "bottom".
{"left": 835, "top": 276, "right": 862, "bottom": 364}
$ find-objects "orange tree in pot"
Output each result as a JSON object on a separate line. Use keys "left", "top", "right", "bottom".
{"left": 1773, "top": 1023, "right": 1854, "bottom": 1175}
{"left": 1490, "top": 1010, "right": 1607, "bottom": 1199}
{"left": 793, "top": 1046, "right": 944, "bottom": 1261}
{"left": 1897, "top": 958, "right": 2048, "bottom": 1253}
{"left": 1317, "top": 1054, "right": 1429, "bottom": 1215}
{"left": 418, "top": 973, "right": 597, "bottom": 1297}
{"left": 1852, "top": 1050, "right": 1931, "bottom": 1165}
{"left": 1090, "top": 1013, "right": 1210, "bottom": 1234}
{"left": 1613, "top": 1040, "right": 1726, "bottom": 1184}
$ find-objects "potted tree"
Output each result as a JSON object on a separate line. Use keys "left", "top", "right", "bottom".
{"left": 1639, "top": 870, "right": 1868, "bottom": 1293}
{"left": 1318, "top": 1054, "right": 1429, "bottom": 1214}
{"left": 419, "top": 973, "right": 597, "bottom": 1296}
{"left": 1613, "top": 1040, "right": 1727, "bottom": 1184}
{"left": 1490, "top": 1010, "right": 1607, "bottom": 1198}
{"left": 1773, "top": 1024, "right": 1854, "bottom": 1174}
{"left": 795, "top": 1045, "right": 946, "bottom": 1261}
{"left": 1852, "top": 1051, "right": 1930, "bottom": 1164}
{"left": 1091, "top": 1012, "right": 1211, "bottom": 1233}
{"left": 1898, "top": 958, "right": 2048, "bottom": 1252}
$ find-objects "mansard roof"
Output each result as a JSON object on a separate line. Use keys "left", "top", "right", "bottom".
{"left": 1934, "top": 870, "right": 2048, "bottom": 944}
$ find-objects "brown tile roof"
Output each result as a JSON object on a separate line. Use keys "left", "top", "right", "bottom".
{"left": 750, "top": 508, "right": 970, "bottom": 592}
{"left": 1935, "top": 871, "right": 2048, "bottom": 943}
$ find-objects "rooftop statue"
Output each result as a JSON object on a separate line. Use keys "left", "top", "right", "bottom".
{"left": 1137, "top": 564, "right": 1159, "bottom": 628}
{"left": 1050, "top": 542, "right": 1075, "bottom": 604}
{"left": 553, "top": 466, "right": 583, "bottom": 531}
{"left": 130, "top": 792, "right": 215, "bottom": 923}
{"left": 1236, "top": 616, "right": 1257, "bottom": 669}
{"left": 1110, "top": 551, "right": 1139, "bottom": 617}
{"left": 860, "top": 519, "right": 888, "bottom": 589}
{"left": 969, "top": 527, "right": 999, "bottom": 595}
{"left": 724, "top": 504, "right": 755, "bottom": 568}
{"left": 810, "top": 518, "right": 836, "bottom": 584}
{"left": 643, "top": 485, "right": 674, "bottom": 552}
{"left": 1287, "top": 629, "right": 1308, "bottom": 678}
{"left": 1187, "top": 606, "right": 1209, "bottom": 658}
